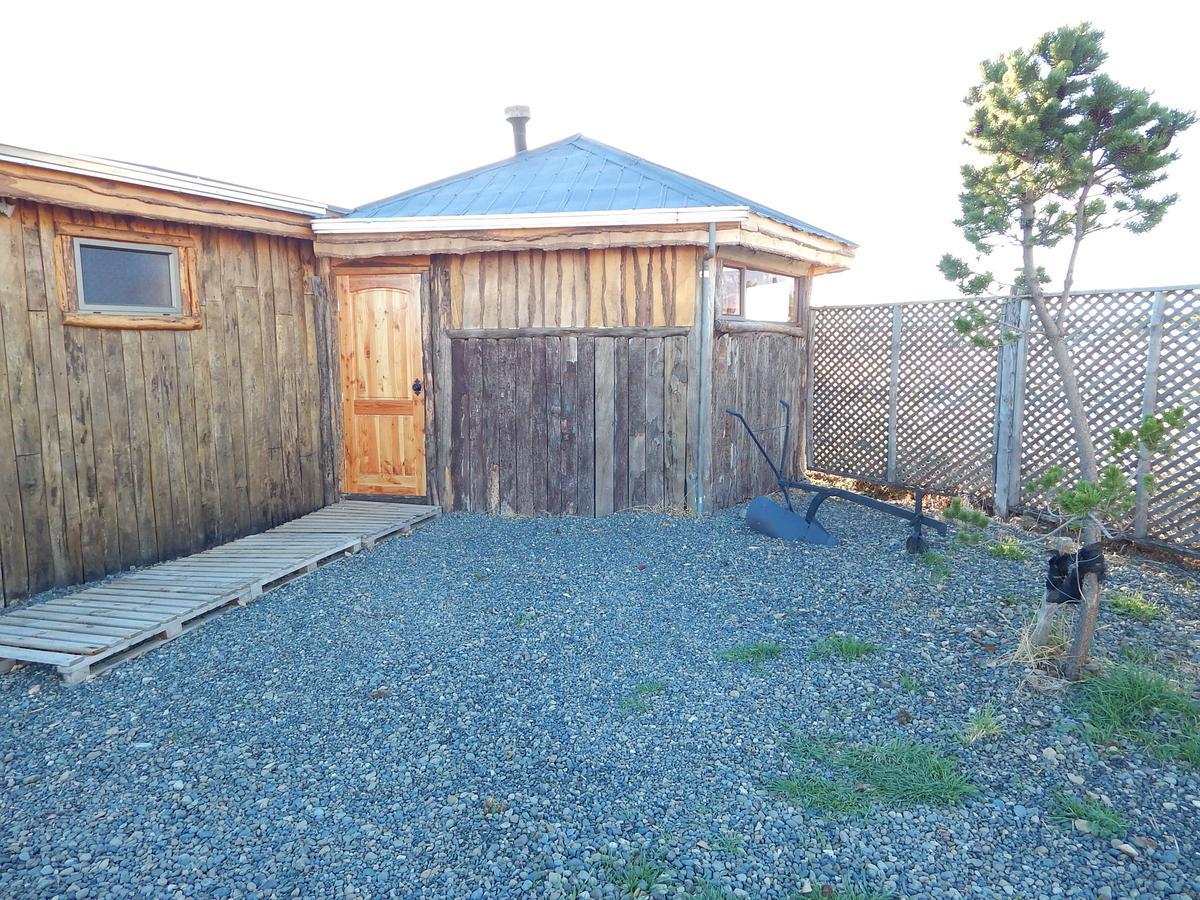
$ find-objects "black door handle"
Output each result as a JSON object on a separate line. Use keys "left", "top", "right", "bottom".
{"left": 412, "top": 378, "right": 423, "bottom": 396}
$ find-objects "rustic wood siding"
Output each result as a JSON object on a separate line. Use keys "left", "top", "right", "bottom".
{"left": 0, "top": 200, "right": 334, "bottom": 605}
{"left": 709, "top": 332, "right": 808, "bottom": 509}
{"left": 429, "top": 250, "right": 699, "bottom": 514}
{"left": 443, "top": 333, "right": 691, "bottom": 515}
{"left": 448, "top": 247, "right": 698, "bottom": 329}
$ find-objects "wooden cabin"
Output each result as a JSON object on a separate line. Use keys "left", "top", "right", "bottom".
{"left": 0, "top": 124, "right": 854, "bottom": 604}
{"left": 0, "top": 145, "right": 343, "bottom": 603}
{"left": 313, "top": 130, "right": 856, "bottom": 518}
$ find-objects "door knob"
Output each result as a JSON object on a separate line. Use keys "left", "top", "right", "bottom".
{"left": 412, "top": 378, "right": 423, "bottom": 396}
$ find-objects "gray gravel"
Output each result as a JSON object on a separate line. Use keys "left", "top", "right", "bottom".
{"left": 2, "top": 500, "right": 1198, "bottom": 899}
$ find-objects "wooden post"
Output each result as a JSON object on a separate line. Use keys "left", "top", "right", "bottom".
{"left": 311, "top": 264, "right": 343, "bottom": 507}
{"left": 993, "top": 294, "right": 1030, "bottom": 517}
{"left": 885, "top": 304, "right": 901, "bottom": 484}
{"left": 1133, "top": 289, "right": 1168, "bottom": 538}
{"left": 798, "top": 275, "right": 814, "bottom": 476}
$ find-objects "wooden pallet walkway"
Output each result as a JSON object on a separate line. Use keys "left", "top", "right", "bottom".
{"left": 0, "top": 500, "right": 439, "bottom": 684}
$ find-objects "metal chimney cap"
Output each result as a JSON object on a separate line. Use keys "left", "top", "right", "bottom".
{"left": 504, "top": 105, "right": 531, "bottom": 122}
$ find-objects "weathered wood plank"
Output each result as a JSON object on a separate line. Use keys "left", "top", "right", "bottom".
{"left": 450, "top": 339, "right": 471, "bottom": 510}
{"left": 664, "top": 335, "right": 689, "bottom": 510}
{"left": 575, "top": 336, "right": 595, "bottom": 516}
{"left": 627, "top": 337, "right": 647, "bottom": 508}
{"left": 545, "top": 336, "right": 563, "bottom": 514}
{"left": 612, "top": 337, "right": 629, "bottom": 511}
{"left": 645, "top": 337, "right": 666, "bottom": 509}
{"left": 561, "top": 336, "right": 578, "bottom": 515}
{"left": 593, "top": 338, "right": 615, "bottom": 516}
{"left": 531, "top": 337, "right": 549, "bottom": 514}
{"left": 514, "top": 337, "right": 534, "bottom": 516}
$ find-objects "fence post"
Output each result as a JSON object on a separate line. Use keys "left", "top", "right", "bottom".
{"left": 886, "top": 304, "right": 901, "bottom": 483}
{"left": 1133, "top": 290, "right": 1169, "bottom": 538}
{"left": 993, "top": 294, "right": 1031, "bottom": 517}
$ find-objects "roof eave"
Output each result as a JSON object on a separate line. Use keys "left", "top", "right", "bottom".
{"left": 312, "top": 206, "right": 753, "bottom": 235}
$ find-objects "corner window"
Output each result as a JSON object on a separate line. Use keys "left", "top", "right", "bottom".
{"left": 75, "top": 239, "right": 181, "bottom": 315}
{"left": 54, "top": 223, "right": 200, "bottom": 330}
{"left": 717, "top": 264, "right": 798, "bottom": 323}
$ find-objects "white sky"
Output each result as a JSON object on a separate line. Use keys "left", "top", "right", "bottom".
{"left": 7, "top": 0, "right": 1197, "bottom": 305}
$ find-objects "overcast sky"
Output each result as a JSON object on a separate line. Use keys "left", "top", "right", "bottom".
{"left": 7, "top": 1, "right": 1197, "bottom": 305}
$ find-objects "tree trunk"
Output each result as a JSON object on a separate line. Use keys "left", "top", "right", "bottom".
{"left": 1021, "top": 204, "right": 1103, "bottom": 677}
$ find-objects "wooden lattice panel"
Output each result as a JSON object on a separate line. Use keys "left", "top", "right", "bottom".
{"left": 810, "top": 286, "right": 1200, "bottom": 555}
{"left": 809, "top": 305, "right": 891, "bottom": 480}
{"left": 1143, "top": 288, "right": 1200, "bottom": 549}
{"left": 894, "top": 300, "right": 1000, "bottom": 496}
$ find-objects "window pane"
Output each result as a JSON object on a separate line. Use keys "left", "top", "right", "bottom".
{"left": 718, "top": 266, "right": 741, "bottom": 316}
{"left": 79, "top": 244, "right": 176, "bottom": 311}
{"left": 743, "top": 269, "right": 795, "bottom": 322}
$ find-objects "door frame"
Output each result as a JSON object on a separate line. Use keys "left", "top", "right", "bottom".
{"left": 332, "top": 261, "right": 435, "bottom": 501}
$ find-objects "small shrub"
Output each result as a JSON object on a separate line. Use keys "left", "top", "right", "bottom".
{"left": 944, "top": 498, "right": 990, "bottom": 529}
{"left": 1072, "top": 665, "right": 1200, "bottom": 767}
{"left": 955, "top": 529, "right": 983, "bottom": 545}
{"left": 719, "top": 641, "right": 785, "bottom": 664}
{"left": 1107, "top": 590, "right": 1163, "bottom": 622}
{"left": 809, "top": 635, "right": 879, "bottom": 661}
{"left": 959, "top": 704, "right": 1004, "bottom": 745}
{"left": 987, "top": 536, "right": 1029, "bottom": 561}
{"left": 1049, "top": 793, "right": 1128, "bottom": 838}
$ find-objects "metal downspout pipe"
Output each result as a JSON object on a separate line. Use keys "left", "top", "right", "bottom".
{"left": 695, "top": 222, "right": 717, "bottom": 516}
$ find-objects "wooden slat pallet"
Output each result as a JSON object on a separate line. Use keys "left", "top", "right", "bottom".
{"left": 0, "top": 500, "right": 439, "bottom": 684}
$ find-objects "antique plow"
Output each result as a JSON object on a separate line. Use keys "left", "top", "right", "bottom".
{"left": 725, "top": 401, "right": 946, "bottom": 552}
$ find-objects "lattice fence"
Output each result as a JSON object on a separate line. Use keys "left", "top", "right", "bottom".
{"left": 808, "top": 285, "right": 1200, "bottom": 555}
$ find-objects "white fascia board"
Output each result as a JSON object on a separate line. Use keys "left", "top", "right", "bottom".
{"left": 311, "top": 206, "right": 752, "bottom": 234}
{"left": 0, "top": 143, "right": 333, "bottom": 217}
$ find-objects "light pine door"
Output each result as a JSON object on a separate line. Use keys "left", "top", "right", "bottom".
{"left": 338, "top": 274, "right": 427, "bottom": 495}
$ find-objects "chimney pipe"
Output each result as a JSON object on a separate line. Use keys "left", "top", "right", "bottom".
{"left": 505, "top": 105, "right": 530, "bottom": 153}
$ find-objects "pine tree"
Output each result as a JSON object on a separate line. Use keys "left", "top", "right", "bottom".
{"left": 939, "top": 23, "right": 1194, "bottom": 679}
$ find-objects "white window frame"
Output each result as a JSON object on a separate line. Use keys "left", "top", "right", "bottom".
{"left": 73, "top": 237, "right": 182, "bottom": 316}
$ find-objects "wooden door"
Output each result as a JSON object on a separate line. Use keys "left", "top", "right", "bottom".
{"left": 338, "top": 274, "right": 427, "bottom": 495}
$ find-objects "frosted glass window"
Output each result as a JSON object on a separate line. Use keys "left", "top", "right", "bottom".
{"left": 75, "top": 239, "right": 180, "bottom": 314}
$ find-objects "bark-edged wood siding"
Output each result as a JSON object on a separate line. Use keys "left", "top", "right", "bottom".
{"left": 444, "top": 334, "right": 691, "bottom": 515}
{"left": 449, "top": 247, "right": 699, "bottom": 329}
{"left": 0, "top": 200, "right": 334, "bottom": 605}
{"left": 709, "top": 332, "right": 807, "bottom": 509}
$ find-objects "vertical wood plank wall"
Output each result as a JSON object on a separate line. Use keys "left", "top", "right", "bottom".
{"left": 433, "top": 248, "right": 698, "bottom": 514}
{"left": 0, "top": 200, "right": 334, "bottom": 605}
{"left": 709, "top": 332, "right": 808, "bottom": 509}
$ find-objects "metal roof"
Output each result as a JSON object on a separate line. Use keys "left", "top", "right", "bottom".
{"left": 0, "top": 143, "right": 340, "bottom": 217}
{"left": 344, "top": 135, "right": 855, "bottom": 247}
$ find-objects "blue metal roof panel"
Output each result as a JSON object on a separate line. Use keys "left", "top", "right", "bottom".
{"left": 346, "top": 134, "right": 855, "bottom": 246}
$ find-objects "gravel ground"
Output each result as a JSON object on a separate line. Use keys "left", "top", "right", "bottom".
{"left": 2, "top": 499, "right": 1198, "bottom": 899}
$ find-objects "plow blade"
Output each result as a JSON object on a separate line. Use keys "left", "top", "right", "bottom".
{"left": 744, "top": 496, "right": 837, "bottom": 546}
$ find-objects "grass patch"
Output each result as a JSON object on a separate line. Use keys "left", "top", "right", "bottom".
{"left": 829, "top": 880, "right": 897, "bottom": 900}
{"left": 1048, "top": 793, "right": 1128, "bottom": 839}
{"left": 899, "top": 673, "right": 922, "bottom": 693}
{"left": 768, "top": 735, "right": 975, "bottom": 813}
{"left": 511, "top": 612, "right": 534, "bottom": 629}
{"left": 1107, "top": 590, "right": 1164, "bottom": 622}
{"left": 765, "top": 773, "right": 870, "bottom": 814}
{"left": 694, "top": 882, "right": 728, "bottom": 900}
{"left": 999, "top": 593, "right": 1022, "bottom": 607}
{"left": 808, "top": 635, "right": 879, "bottom": 661}
{"left": 714, "top": 832, "right": 744, "bottom": 855}
{"left": 958, "top": 704, "right": 1004, "bottom": 745}
{"left": 618, "top": 682, "right": 668, "bottom": 715}
{"left": 955, "top": 529, "right": 983, "bottom": 545}
{"left": 987, "top": 536, "right": 1029, "bottom": 561}
{"left": 1118, "top": 644, "right": 1157, "bottom": 667}
{"left": 603, "top": 853, "right": 669, "bottom": 893}
{"left": 919, "top": 550, "right": 950, "bottom": 585}
{"left": 1072, "top": 665, "right": 1200, "bottom": 767}
{"left": 840, "top": 739, "right": 976, "bottom": 806}
{"left": 718, "top": 641, "right": 785, "bottom": 664}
